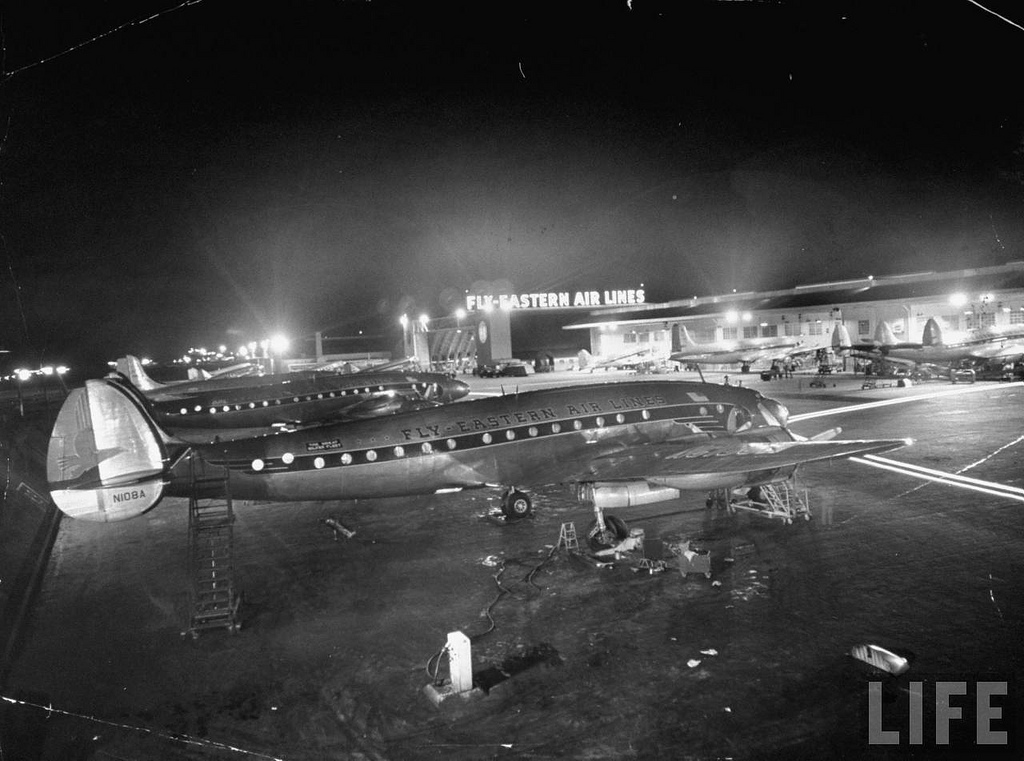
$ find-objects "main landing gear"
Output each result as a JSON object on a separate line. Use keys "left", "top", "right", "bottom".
{"left": 587, "top": 503, "right": 630, "bottom": 551}
{"left": 500, "top": 487, "right": 533, "bottom": 520}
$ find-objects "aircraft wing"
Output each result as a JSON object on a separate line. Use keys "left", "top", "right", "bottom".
{"left": 576, "top": 434, "right": 909, "bottom": 486}
{"left": 734, "top": 348, "right": 780, "bottom": 365}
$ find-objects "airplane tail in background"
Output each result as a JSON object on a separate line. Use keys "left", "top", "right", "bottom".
{"left": 115, "top": 355, "right": 165, "bottom": 392}
{"left": 47, "top": 377, "right": 185, "bottom": 522}
{"left": 670, "top": 324, "right": 698, "bottom": 353}
{"left": 875, "top": 322, "right": 899, "bottom": 346}
{"left": 831, "top": 324, "right": 852, "bottom": 350}
{"left": 922, "top": 317, "right": 943, "bottom": 346}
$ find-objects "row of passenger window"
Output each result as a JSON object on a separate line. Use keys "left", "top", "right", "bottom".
{"left": 171, "top": 384, "right": 426, "bottom": 416}
{"left": 248, "top": 408, "right": 660, "bottom": 473}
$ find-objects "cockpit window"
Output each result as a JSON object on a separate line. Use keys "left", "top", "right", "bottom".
{"left": 727, "top": 406, "right": 752, "bottom": 433}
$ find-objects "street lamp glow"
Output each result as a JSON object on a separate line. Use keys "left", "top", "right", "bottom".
{"left": 455, "top": 308, "right": 466, "bottom": 321}
{"left": 419, "top": 313, "right": 429, "bottom": 328}
{"left": 399, "top": 314, "right": 409, "bottom": 328}
{"left": 269, "top": 334, "right": 289, "bottom": 354}
{"left": 948, "top": 292, "right": 967, "bottom": 308}
{"left": 725, "top": 310, "right": 739, "bottom": 324}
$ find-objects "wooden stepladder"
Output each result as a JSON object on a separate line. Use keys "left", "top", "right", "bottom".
{"left": 183, "top": 453, "right": 241, "bottom": 638}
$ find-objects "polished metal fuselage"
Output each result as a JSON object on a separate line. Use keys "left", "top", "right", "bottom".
{"left": 172, "top": 381, "right": 788, "bottom": 502}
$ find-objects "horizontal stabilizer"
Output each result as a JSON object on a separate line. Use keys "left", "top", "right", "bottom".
{"left": 47, "top": 378, "right": 180, "bottom": 521}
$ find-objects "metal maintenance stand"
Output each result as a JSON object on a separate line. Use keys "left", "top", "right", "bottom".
{"left": 727, "top": 481, "right": 811, "bottom": 524}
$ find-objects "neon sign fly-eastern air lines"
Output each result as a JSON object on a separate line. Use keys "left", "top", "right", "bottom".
{"left": 465, "top": 288, "right": 645, "bottom": 311}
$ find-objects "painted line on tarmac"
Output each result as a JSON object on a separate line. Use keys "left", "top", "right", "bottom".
{"left": 849, "top": 454, "right": 1024, "bottom": 503}
{"left": 788, "top": 381, "right": 1024, "bottom": 423}
{"left": 790, "top": 381, "right": 1024, "bottom": 502}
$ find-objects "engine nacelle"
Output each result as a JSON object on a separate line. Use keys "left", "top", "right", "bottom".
{"left": 578, "top": 481, "right": 681, "bottom": 509}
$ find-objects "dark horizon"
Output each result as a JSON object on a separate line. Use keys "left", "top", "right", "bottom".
{"left": 2, "top": 0, "right": 1022, "bottom": 371}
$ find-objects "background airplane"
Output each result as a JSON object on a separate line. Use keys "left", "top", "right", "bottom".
{"left": 47, "top": 377, "right": 909, "bottom": 533}
{"left": 115, "top": 356, "right": 469, "bottom": 442}
{"left": 576, "top": 348, "right": 651, "bottom": 372}
{"left": 128, "top": 374, "right": 468, "bottom": 444}
{"left": 669, "top": 324, "right": 827, "bottom": 372}
{"left": 830, "top": 321, "right": 920, "bottom": 363}
{"left": 921, "top": 318, "right": 1024, "bottom": 362}
{"left": 833, "top": 318, "right": 1024, "bottom": 368}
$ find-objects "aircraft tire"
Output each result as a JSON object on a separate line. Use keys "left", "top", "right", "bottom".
{"left": 501, "top": 489, "right": 532, "bottom": 520}
{"left": 588, "top": 514, "right": 629, "bottom": 550}
{"left": 605, "top": 514, "right": 629, "bottom": 539}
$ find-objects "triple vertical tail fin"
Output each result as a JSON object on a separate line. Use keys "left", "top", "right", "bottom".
{"left": 47, "top": 377, "right": 185, "bottom": 521}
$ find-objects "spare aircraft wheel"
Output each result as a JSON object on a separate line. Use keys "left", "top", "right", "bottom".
{"left": 588, "top": 513, "right": 629, "bottom": 551}
{"left": 501, "top": 489, "right": 532, "bottom": 519}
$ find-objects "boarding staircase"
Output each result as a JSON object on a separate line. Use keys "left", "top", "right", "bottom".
{"left": 183, "top": 454, "right": 241, "bottom": 638}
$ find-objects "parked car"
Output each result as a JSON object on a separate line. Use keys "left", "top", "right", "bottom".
{"left": 500, "top": 361, "right": 535, "bottom": 377}
{"left": 473, "top": 364, "right": 502, "bottom": 378}
{"left": 950, "top": 368, "right": 976, "bottom": 384}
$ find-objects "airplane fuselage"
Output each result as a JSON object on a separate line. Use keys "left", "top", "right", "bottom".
{"left": 148, "top": 372, "right": 469, "bottom": 433}
{"left": 183, "top": 381, "right": 787, "bottom": 503}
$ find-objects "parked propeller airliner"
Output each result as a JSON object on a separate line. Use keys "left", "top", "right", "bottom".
{"left": 116, "top": 354, "right": 435, "bottom": 402}
{"left": 669, "top": 324, "right": 828, "bottom": 372}
{"left": 123, "top": 372, "right": 469, "bottom": 444}
{"left": 832, "top": 318, "right": 1024, "bottom": 368}
{"left": 47, "top": 377, "right": 910, "bottom": 527}
{"left": 577, "top": 348, "right": 651, "bottom": 372}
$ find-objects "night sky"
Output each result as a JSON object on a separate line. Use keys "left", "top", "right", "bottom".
{"left": 2, "top": 0, "right": 1022, "bottom": 372}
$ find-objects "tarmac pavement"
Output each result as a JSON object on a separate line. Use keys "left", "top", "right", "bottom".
{"left": 3, "top": 371, "right": 1022, "bottom": 759}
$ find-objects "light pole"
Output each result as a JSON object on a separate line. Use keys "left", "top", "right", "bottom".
{"left": 399, "top": 314, "right": 410, "bottom": 358}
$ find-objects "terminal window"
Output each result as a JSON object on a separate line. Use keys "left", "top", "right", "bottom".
{"left": 967, "top": 312, "right": 996, "bottom": 330}
{"left": 743, "top": 326, "right": 758, "bottom": 339}
{"left": 761, "top": 325, "right": 778, "bottom": 338}
{"left": 858, "top": 319, "right": 871, "bottom": 337}
{"left": 1010, "top": 309, "right": 1024, "bottom": 325}
{"left": 722, "top": 327, "right": 738, "bottom": 340}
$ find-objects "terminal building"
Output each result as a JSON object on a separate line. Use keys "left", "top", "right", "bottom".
{"left": 417, "top": 261, "right": 1024, "bottom": 371}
